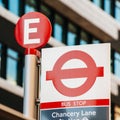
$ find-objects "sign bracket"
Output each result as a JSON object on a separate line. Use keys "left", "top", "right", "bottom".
{"left": 35, "top": 59, "right": 41, "bottom": 120}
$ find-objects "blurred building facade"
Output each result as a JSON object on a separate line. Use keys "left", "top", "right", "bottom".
{"left": 0, "top": 0, "right": 120, "bottom": 119}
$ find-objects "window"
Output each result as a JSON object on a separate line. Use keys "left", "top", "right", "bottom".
{"left": 92, "top": 0, "right": 102, "bottom": 7}
{"left": 92, "top": 37, "right": 100, "bottom": 44}
{"left": 8, "top": 0, "right": 19, "bottom": 15}
{"left": 67, "top": 32, "right": 76, "bottom": 45}
{"left": 41, "top": 4, "right": 51, "bottom": 17}
{"left": 6, "top": 48, "right": 18, "bottom": 85}
{"left": 0, "top": 0, "right": 4, "bottom": 7}
{"left": 0, "top": 45, "right": 24, "bottom": 86}
{"left": 54, "top": 14, "right": 63, "bottom": 42}
{"left": 25, "top": 0, "right": 36, "bottom": 13}
{"left": 54, "top": 23, "right": 63, "bottom": 42}
{"left": 80, "top": 30, "right": 89, "bottom": 45}
{"left": 67, "top": 23, "right": 76, "bottom": 45}
{"left": 115, "top": 0, "right": 120, "bottom": 22}
{"left": 114, "top": 52, "right": 120, "bottom": 78}
{"left": 104, "top": 0, "right": 111, "bottom": 14}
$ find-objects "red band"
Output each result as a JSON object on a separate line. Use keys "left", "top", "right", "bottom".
{"left": 25, "top": 48, "right": 40, "bottom": 58}
{"left": 40, "top": 99, "right": 109, "bottom": 109}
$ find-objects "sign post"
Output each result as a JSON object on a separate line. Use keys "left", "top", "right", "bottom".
{"left": 23, "top": 49, "right": 40, "bottom": 119}
{"left": 41, "top": 44, "right": 110, "bottom": 120}
{"left": 15, "top": 12, "right": 52, "bottom": 119}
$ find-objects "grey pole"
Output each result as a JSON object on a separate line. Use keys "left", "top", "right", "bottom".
{"left": 23, "top": 49, "right": 40, "bottom": 119}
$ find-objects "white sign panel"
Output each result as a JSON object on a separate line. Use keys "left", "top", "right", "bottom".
{"left": 40, "top": 43, "right": 110, "bottom": 120}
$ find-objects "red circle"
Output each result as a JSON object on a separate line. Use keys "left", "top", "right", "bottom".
{"left": 15, "top": 12, "right": 52, "bottom": 49}
{"left": 51, "top": 50, "right": 97, "bottom": 97}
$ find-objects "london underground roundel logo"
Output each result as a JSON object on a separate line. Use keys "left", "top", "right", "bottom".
{"left": 46, "top": 50, "right": 104, "bottom": 97}
{"left": 15, "top": 12, "right": 52, "bottom": 49}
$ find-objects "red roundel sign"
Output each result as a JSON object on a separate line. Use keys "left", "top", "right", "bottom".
{"left": 15, "top": 12, "right": 52, "bottom": 49}
{"left": 46, "top": 50, "right": 104, "bottom": 97}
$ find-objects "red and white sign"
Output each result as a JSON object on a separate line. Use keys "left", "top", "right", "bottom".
{"left": 46, "top": 50, "right": 104, "bottom": 97}
{"left": 15, "top": 12, "right": 52, "bottom": 49}
{"left": 41, "top": 44, "right": 110, "bottom": 110}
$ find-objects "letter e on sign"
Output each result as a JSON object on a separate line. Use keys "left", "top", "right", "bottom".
{"left": 24, "top": 18, "right": 40, "bottom": 45}
{"left": 15, "top": 12, "right": 52, "bottom": 49}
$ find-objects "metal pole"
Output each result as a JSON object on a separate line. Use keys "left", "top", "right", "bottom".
{"left": 23, "top": 49, "right": 40, "bottom": 119}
